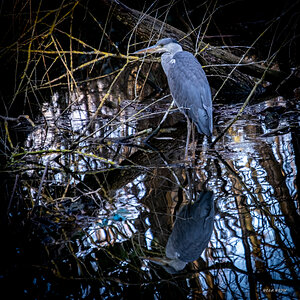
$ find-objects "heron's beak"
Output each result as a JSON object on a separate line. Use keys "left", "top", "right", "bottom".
{"left": 133, "top": 45, "right": 160, "bottom": 54}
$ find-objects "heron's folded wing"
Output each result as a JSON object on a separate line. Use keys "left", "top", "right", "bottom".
{"left": 167, "top": 51, "right": 212, "bottom": 135}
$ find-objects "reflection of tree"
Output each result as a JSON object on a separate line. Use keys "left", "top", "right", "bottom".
{"left": 291, "top": 127, "right": 300, "bottom": 209}
{"left": 249, "top": 163, "right": 300, "bottom": 297}
{"left": 227, "top": 160, "right": 275, "bottom": 300}
{"left": 215, "top": 114, "right": 300, "bottom": 298}
{"left": 256, "top": 140, "right": 300, "bottom": 256}
{"left": 142, "top": 168, "right": 181, "bottom": 246}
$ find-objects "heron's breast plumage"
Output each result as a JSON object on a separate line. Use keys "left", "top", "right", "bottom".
{"left": 161, "top": 51, "right": 213, "bottom": 136}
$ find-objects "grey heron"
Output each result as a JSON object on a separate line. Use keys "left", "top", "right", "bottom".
{"left": 134, "top": 38, "right": 213, "bottom": 137}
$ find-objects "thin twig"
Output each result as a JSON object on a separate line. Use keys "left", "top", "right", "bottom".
{"left": 35, "top": 161, "right": 49, "bottom": 207}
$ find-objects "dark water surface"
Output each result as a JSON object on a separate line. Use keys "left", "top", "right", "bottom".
{"left": 1, "top": 89, "right": 300, "bottom": 299}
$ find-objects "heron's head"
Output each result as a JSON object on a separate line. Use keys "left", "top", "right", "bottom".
{"left": 144, "top": 256, "right": 187, "bottom": 274}
{"left": 134, "top": 38, "right": 182, "bottom": 55}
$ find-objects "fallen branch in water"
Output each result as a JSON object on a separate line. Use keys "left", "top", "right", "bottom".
{"left": 100, "top": 0, "right": 300, "bottom": 93}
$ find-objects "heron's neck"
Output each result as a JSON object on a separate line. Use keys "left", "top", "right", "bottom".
{"left": 161, "top": 47, "right": 182, "bottom": 74}
{"left": 167, "top": 43, "right": 182, "bottom": 56}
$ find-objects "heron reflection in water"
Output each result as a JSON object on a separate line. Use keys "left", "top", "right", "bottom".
{"left": 150, "top": 191, "right": 215, "bottom": 273}
{"left": 134, "top": 38, "right": 213, "bottom": 149}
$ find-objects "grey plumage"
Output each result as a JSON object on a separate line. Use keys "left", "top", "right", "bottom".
{"left": 134, "top": 38, "right": 213, "bottom": 136}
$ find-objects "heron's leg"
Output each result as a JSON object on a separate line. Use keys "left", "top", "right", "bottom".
{"left": 191, "top": 123, "right": 196, "bottom": 160}
{"left": 185, "top": 116, "right": 191, "bottom": 160}
{"left": 144, "top": 100, "right": 175, "bottom": 144}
